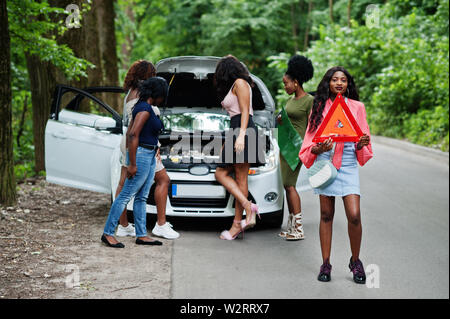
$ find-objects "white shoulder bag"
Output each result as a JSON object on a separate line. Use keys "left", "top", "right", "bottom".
{"left": 307, "top": 143, "right": 337, "bottom": 189}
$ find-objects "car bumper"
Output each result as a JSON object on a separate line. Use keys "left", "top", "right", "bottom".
{"left": 125, "top": 168, "right": 284, "bottom": 218}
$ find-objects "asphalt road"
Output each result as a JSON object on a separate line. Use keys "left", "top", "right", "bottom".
{"left": 169, "top": 139, "right": 449, "bottom": 299}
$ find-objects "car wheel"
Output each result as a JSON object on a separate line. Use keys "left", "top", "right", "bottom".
{"left": 260, "top": 202, "right": 284, "bottom": 229}
{"left": 126, "top": 210, "right": 158, "bottom": 228}
{"left": 126, "top": 210, "right": 134, "bottom": 224}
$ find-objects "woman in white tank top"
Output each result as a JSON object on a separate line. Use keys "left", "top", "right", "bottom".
{"left": 112, "top": 60, "right": 179, "bottom": 242}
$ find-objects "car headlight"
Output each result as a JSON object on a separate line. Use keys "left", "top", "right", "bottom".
{"left": 248, "top": 150, "right": 278, "bottom": 175}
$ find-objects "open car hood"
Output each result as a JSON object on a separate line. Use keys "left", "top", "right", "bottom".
{"left": 155, "top": 56, "right": 275, "bottom": 127}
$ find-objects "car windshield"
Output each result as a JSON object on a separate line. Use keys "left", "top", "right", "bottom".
{"left": 161, "top": 112, "right": 230, "bottom": 132}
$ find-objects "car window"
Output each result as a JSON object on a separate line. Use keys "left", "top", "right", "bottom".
{"left": 162, "top": 113, "right": 230, "bottom": 132}
{"left": 61, "top": 91, "right": 122, "bottom": 117}
{"left": 49, "top": 86, "right": 124, "bottom": 135}
{"left": 53, "top": 87, "right": 122, "bottom": 131}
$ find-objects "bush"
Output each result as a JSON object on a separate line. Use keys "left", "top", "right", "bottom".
{"left": 11, "top": 89, "right": 35, "bottom": 182}
{"left": 267, "top": 0, "right": 449, "bottom": 151}
{"left": 404, "top": 106, "right": 449, "bottom": 151}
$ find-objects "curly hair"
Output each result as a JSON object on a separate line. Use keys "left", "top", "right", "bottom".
{"left": 214, "top": 55, "right": 254, "bottom": 101}
{"left": 285, "top": 55, "right": 314, "bottom": 86}
{"left": 137, "top": 77, "right": 169, "bottom": 105}
{"left": 123, "top": 60, "right": 156, "bottom": 91}
{"left": 308, "top": 66, "right": 359, "bottom": 133}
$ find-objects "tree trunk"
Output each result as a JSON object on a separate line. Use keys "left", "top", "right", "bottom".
{"left": 16, "top": 95, "right": 28, "bottom": 148}
{"left": 84, "top": 1, "right": 104, "bottom": 88}
{"left": 303, "top": 0, "right": 313, "bottom": 50}
{"left": 51, "top": 0, "right": 89, "bottom": 111}
{"left": 25, "top": 0, "right": 87, "bottom": 173}
{"left": 98, "top": 0, "right": 119, "bottom": 87}
{"left": 53, "top": 0, "right": 107, "bottom": 113}
{"left": 329, "top": 0, "right": 334, "bottom": 23}
{"left": 347, "top": 0, "right": 352, "bottom": 27}
{"left": 23, "top": 0, "right": 82, "bottom": 173}
{"left": 97, "top": 0, "right": 121, "bottom": 112}
{"left": 291, "top": 3, "right": 298, "bottom": 53}
{"left": 25, "top": 53, "right": 56, "bottom": 173}
{"left": 120, "top": 3, "right": 135, "bottom": 72}
{"left": 0, "top": 0, "right": 17, "bottom": 205}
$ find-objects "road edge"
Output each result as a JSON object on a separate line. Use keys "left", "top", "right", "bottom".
{"left": 372, "top": 135, "right": 449, "bottom": 165}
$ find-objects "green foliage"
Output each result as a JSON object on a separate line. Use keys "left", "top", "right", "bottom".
{"left": 11, "top": 90, "right": 34, "bottom": 182}
{"left": 8, "top": 0, "right": 93, "bottom": 80}
{"left": 267, "top": 52, "right": 292, "bottom": 109}
{"left": 404, "top": 106, "right": 449, "bottom": 151}
{"left": 7, "top": 0, "right": 95, "bottom": 181}
{"left": 6, "top": 0, "right": 446, "bottom": 183}
{"left": 268, "top": 0, "right": 449, "bottom": 151}
{"left": 115, "top": 0, "right": 300, "bottom": 93}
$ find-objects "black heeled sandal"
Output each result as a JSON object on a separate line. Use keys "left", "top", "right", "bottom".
{"left": 101, "top": 234, "right": 125, "bottom": 248}
{"left": 136, "top": 238, "right": 163, "bottom": 246}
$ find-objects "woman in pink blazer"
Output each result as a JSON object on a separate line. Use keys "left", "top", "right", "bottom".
{"left": 299, "top": 66, "right": 373, "bottom": 284}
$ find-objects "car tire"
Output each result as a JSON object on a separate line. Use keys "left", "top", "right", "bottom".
{"left": 126, "top": 210, "right": 134, "bottom": 224}
{"left": 260, "top": 202, "right": 284, "bottom": 229}
{"left": 126, "top": 210, "right": 158, "bottom": 228}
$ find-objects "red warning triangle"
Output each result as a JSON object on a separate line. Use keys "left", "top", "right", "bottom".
{"left": 313, "top": 93, "right": 363, "bottom": 142}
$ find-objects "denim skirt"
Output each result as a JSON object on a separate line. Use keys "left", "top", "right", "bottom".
{"left": 313, "top": 142, "right": 360, "bottom": 197}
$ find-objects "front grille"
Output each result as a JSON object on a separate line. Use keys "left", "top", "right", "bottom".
{"left": 172, "top": 209, "right": 225, "bottom": 214}
{"left": 170, "top": 196, "right": 229, "bottom": 208}
{"left": 169, "top": 180, "right": 230, "bottom": 208}
{"left": 146, "top": 181, "right": 230, "bottom": 208}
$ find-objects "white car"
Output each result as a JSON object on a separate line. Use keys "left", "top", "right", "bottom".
{"left": 45, "top": 56, "right": 284, "bottom": 227}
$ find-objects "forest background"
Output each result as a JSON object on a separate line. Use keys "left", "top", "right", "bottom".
{"left": 1, "top": 0, "right": 448, "bottom": 205}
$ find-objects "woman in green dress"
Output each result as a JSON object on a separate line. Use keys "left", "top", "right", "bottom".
{"left": 277, "top": 55, "right": 314, "bottom": 240}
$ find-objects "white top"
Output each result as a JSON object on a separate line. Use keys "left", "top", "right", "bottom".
{"left": 120, "top": 90, "right": 161, "bottom": 156}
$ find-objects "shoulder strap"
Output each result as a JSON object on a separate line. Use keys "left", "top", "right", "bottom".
{"left": 124, "top": 89, "right": 131, "bottom": 104}
{"left": 329, "top": 143, "right": 336, "bottom": 160}
{"left": 123, "top": 90, "right": 131, "bottom": 125}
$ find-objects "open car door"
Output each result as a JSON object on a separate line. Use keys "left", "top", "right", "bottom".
{"left": 45, "top": 85, "right": 124, "bottom": 194}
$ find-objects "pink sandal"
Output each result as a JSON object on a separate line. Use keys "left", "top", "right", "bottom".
{"left": 241, "top": 201, "right": 260, "bottom": 231}
{"left": 220, "top": 219, "right": 243, "bottom": 240}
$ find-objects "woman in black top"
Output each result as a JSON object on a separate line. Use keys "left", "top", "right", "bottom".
{"left": 102, "top": 77, "right": 168, "bottom": 248}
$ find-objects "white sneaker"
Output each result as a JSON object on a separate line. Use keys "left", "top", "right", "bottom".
{"left": 116, "top": 224, "right": 136, "bottom": 237}
{"left": 152, "top": 222, "right": 180, "bottom": 239}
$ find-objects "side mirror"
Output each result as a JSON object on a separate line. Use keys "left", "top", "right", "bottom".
{"left": 94, "top": 117, "right": 117, "bottom": 130}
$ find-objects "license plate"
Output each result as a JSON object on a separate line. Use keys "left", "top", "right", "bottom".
{"left": 172, "top": 184, "right": 226, "bottom": 198}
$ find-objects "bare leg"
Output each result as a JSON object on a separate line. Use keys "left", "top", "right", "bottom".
{"left": 115, "top": 166, "right": 129, "bottom": 227}
{"left": 343, "top": 194, "right": 362, "bottom": 262}
{"left": 154, "top": 169, "right": 170, "bottom": 226}
{"left": 285, "top": 185, "right": 301, "bottom": 214}
{"left": 284, "top": 185, "right": 304, "bottom": 240}
{"left": 215, "top": 165, "right": 252, "bottom": 213}
{"left": 234, "top": 163, "right": 250, "bottom": 223}
{"left": 215, "top": 165, "right": 250, "bottom": 237}
{"left": 319, "top": 195, "right": 335, "bottom": 263}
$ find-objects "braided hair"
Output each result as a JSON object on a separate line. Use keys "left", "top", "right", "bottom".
{"left": 137, "top": 77, "right": 169, "bottom": 105}
{"left": 308, "top": 66, "right": 359, "bottom": 133}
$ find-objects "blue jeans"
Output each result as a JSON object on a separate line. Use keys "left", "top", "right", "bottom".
{"left": 103, "top": 147, "right": 156, "bottom": 237}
